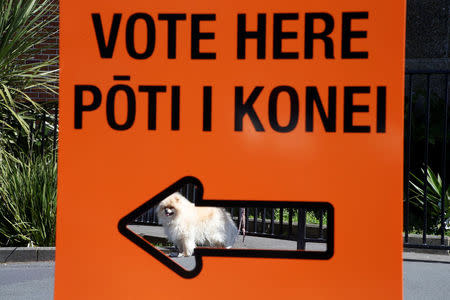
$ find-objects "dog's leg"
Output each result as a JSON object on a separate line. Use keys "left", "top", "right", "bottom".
{"left": 169, "top": 240, "right": 184, "bottom": 257}
{"left": 209, "top": 232, "right": 226, "bottom": 248}
{"left": 210, "top": 240, "right": 225, "bottom": 248}
{"left": 182, "top": 238, "right": 196, "bottom": 257}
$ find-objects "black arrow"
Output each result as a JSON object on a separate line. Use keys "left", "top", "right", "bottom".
{"left": 118, "top": 176, "right": 334, "bottom": 278}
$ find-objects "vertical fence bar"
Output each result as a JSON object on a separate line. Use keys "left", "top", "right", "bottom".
{"left": 187, "top": 184, "right": 192, "bottom": 199}
{"left": 52, "top": 104, "right": 58, "bottom": 163}
{"left": 262, "top": 208, "right": 266, "bottom": 233}
{"left": 319, "top": 209, "right": 324, "bottom": 239}
{"left": 254, "top": 208, "right": 258, "bottom": 233}
{"left": 192, "top": 185, "right": 197, "bottom": 203}
{"left": 184, "top": 184, "right": 189, "bottom": 198}
{"left": 40, "top": 111, "right": 46, "bottom": 157}
{"left": 288, "top": 209, "right": 293, "bottom": 236}
{"left": 440, "top": 74, "right": 448, "bottom": 245}
{"left": 189, "top": 183, "right": 194, "bottom": 200}
{"left": 405, "top": 74, "right": 413, "bottom": 244}
{"left": 145, "top": 210, "right": 150, "bottom": 223}
{"left": 297, "top": 208, "right": 306, "bottom": 250}
{"left": 279, "top": 208, "right": 284, "bottom": 235}
{"left": 422, "top": 74, "right": 431, "bottom": 244}
{"left": 29, "top": 118, "right": 35, "bottom": 156}
{"left": 270, "top": 209, "right": 275, "bottom": 235}
{"left": 181, "top": 184, "right": 187, "bottom": 197}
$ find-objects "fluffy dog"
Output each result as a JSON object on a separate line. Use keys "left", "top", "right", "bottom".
{"left": 157, "top": 192, "right": 238, "bottom": 257}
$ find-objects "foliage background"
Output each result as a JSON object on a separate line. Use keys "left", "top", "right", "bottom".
{"left": 0, "top": 0, "right": 58, "bottom": 247}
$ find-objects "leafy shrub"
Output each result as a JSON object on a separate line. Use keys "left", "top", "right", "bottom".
{"left": 0, "top": 0, "right": 58, "bottom": 158}
{"left": 408, "top": 166, "right": 449, "bottom": 234}
{"left": 0, "top": 154, "right": 57, "bottom": 246}
{"left": 0, "top": 0, "right": 58, "bottom": 247}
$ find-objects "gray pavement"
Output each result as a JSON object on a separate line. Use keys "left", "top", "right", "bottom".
{"left": 1, "top": 226, "right": 449, "bottom": 299}
{"left": 127, "top": 224, "right": 327, "bottom": 251}
{"left": 404, "top": 260, "right": 450, "bottom": 300}
{"left": 0, "top": 262, "right": 54, "bottom": 300}
{"left": 1, "top": 258, "right": 449, "bottom": 299}
{"left": 127, "top": 224, "right": 327, "bottom": 270}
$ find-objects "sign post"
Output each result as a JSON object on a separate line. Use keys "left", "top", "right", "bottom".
{"left": 57, "top": 0, "right": 405, "bottom": 298}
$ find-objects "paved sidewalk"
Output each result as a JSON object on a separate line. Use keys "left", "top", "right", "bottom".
{"left": 0, "top": 225, "right": 448, "bottom": 299}
{"left": 0, "top": 262, "right": 54, "bottom": 300}
{"left": 1, "top": 258, "right": 449, "bottom": 300}
{"left": 404, "top": 260, "right": 450, "bottom": 300}
{"left": 127, "top": 224, "right": 327, "bottom": 251}
{"left": 127, "top": 224, "right": 327, "bottom": 270}
{"left": 403, "top": 252, "right": 450, "bottom": 263}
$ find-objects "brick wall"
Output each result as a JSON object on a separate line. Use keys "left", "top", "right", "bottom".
{"left": 27, "top": 0, "right": 59, "bottom": 103}
{"left": 28, "top": 0, "right": 449, "bottom": 104}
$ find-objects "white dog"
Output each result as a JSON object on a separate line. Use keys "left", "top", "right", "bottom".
{"left": 157, "top": 192, "right": 238, "bottom": 257}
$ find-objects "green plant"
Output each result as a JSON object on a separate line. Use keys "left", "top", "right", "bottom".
{"left": 245, "top": 208, "right": 327, "bottom": 225}
{"left": 0, "top": 154, "right": 57, "bottom": 246}
{"left": 0, "top": 0, "right": 58, "bottom": 158}
{"left": 408, "top": 166, "right": 449, "bottom": 234}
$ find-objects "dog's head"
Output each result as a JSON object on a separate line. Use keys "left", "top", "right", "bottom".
{"left": 157, "top": 192, "right": 184, "bottom": 223}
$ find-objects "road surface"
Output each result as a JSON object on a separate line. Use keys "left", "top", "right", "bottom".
{"left": 0, "top": 258, "right": 449, "bottom": 299}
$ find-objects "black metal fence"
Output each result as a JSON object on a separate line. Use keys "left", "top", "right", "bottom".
{"left": 404, "top": 69, "right": 449, "bottom": 250}
{"left": 34, "top": 101, "right": 59, "bottom": 162}
{"left": 25, "top": 70, "right": 448, "bottom": 251}
{"left": 1, "top": 100, "right": 59, "bottom": 161}
{"left": 133, "top": 183, "right": 329, "bottom": 250}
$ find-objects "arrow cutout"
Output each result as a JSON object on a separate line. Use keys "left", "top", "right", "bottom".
{"left": 118, "top": 176, "right": 334, "bottom": 279}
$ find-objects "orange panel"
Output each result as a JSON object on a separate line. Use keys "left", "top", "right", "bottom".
{"left": 56, "top": 0, "right": 405, "bottom": 299}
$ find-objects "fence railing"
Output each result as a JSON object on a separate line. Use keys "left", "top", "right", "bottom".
{"left": 404, "top": 69, "right": 449, "bottom": 250}
{"left": 0, "top": 100, "right": 58, "bottom": 162}
{"left": 33, "top": 101, "right": 59, "bottom": 162}
{"left": 28, "top": 70, "right": 449, "bottom": 251}
{"left": 133, "top": 183, "right": 329, "bottom": 250}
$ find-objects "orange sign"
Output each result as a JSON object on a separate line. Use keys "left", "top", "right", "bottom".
{"left": 57, "top": 0, "right": 405, "bottom": 299}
